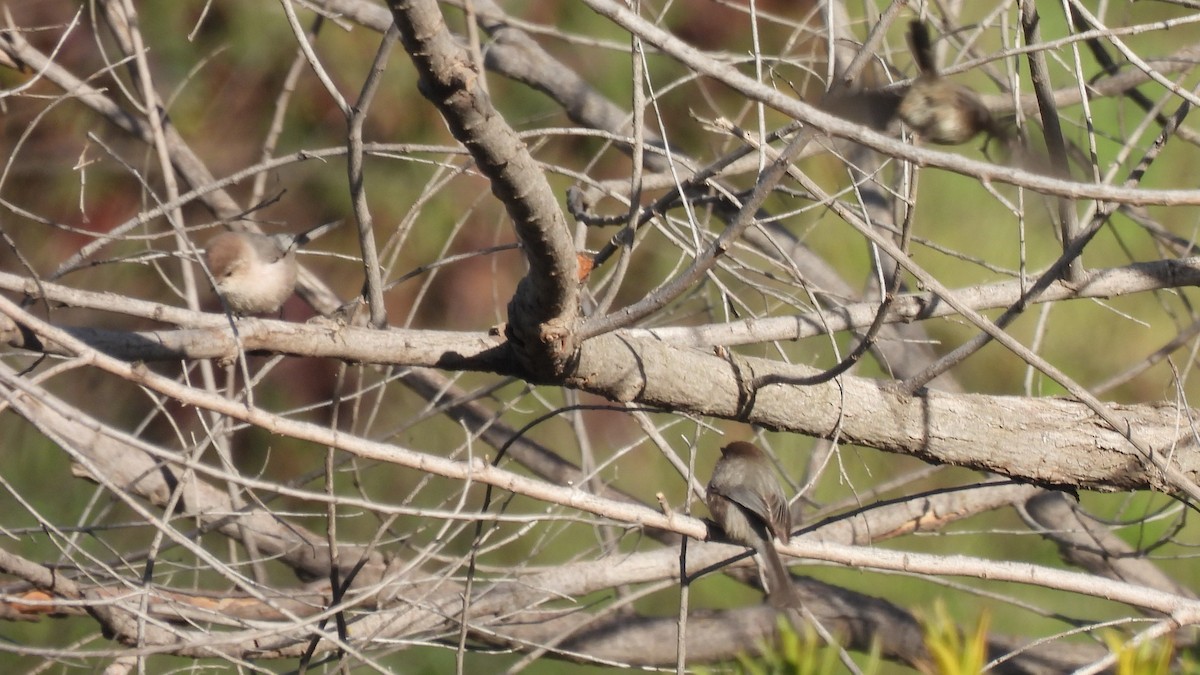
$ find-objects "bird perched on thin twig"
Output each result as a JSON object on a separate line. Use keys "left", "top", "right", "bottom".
{"left": 204, "top": 221, "right": 339, "bottom": 315}
{"left": 706, "top": 441, "right": 802, "bottom": 608}
{"left": 819, "top": 20, "right": 1013, "bottom": 150}
{"left": 897, "top": 20, "right": 1010, "bottom": 146}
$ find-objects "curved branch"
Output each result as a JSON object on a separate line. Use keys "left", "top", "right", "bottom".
{"left": 388, "top": 0, "right": 579, "bottom": 376}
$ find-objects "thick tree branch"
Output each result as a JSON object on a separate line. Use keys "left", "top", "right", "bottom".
{"left": 2, "top": 283, "right": 1199, "bottom": 492}
{"left": 388, "top": 0, "right": 579, "bottom": 377}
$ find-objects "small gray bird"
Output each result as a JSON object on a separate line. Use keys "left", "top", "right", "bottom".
{"left": 706, "top": 441, "right": 801, "bottom": 608}
{"left": 203, "top": 221, "right": 339, "bottom": 315}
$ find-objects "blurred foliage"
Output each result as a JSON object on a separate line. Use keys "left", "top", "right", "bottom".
{"left": 1103, "top": 630, "right": 1192, "bottom": 675}
{"left": 917, "top": 600, "right": 988, "bottom": 675}
{"left": 699, "top": 615, "right": 882, "bottom": 675}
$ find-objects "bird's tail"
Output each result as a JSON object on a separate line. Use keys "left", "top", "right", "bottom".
{"left": 907, "top": 20, "right": 938, "bottom": 77}
{"left": 291, "top": 220, "right": 342, "bottom": 251}
{"left": 758, "top": 541, "right": 802, "bottom": 609}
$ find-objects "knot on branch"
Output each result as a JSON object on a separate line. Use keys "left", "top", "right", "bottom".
{"left": 506, "top": 275, "right": 580, "bottom": 380}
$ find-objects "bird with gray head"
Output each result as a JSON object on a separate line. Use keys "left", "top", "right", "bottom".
{"left": 706, "top": 441, "right": 801, "bottom": 608}
{"left": 203, "top": 221, "right": 339, "bottom": 315}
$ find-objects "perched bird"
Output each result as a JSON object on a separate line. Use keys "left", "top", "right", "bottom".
{"left": 897, "top": 20, "right": 1007, "bottom": 146}
{"left": 820, "top": 20, "right": 1011, "bottom": 149}
{"left": 706, "top": 441, "right": 801, "bottom": 608}
{"left": 203, "top": 221, "right": 339, "bottom": 315}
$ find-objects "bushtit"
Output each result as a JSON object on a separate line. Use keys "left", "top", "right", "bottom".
{"left": 897, "top": 20, "right": 1006, "bottom": 146}
{"left": 203, "top": 221, "right": 339, "bottom": 315}
{"left": 819, "top": 21, "right": 1010, "bottom": 149}
{"left": 706, "top": 441, "right": 801, "bottom": 608}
